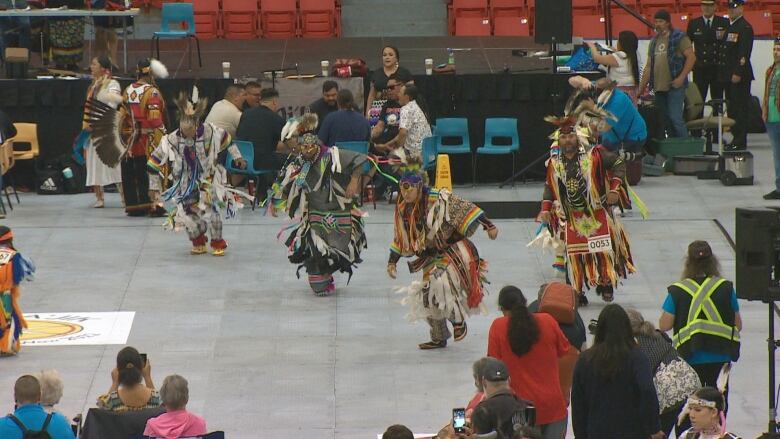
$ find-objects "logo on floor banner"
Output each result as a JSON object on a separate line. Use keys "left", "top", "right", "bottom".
{"left": 21, "top": 312, "right": 135, "bottom": 346}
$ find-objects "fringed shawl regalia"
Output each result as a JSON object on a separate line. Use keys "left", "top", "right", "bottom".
{"left": 391, "top": 187, "right": 491, "bottom": 323}
{"left": 272, "top": 145, "right": 368, "bottom": 280}
{"left": 545, "top": 145, "right": 635, "bottom": 292}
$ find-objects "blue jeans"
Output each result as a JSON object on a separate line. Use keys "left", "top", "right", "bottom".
{"left": 655, "top": 86, "right": 688, "bottom": 138}
{"left": 602, "top": 138, "right": 646, "bottom": 153}
{"left": 768, "top": 122, "right": 780, "bottom": 191}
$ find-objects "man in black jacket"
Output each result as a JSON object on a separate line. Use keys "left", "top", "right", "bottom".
{"left": 235, "top": 88, "right": 286, "bottom": 196}
{"left": 719, "top": 0, "right": 754, "bottom": 151}
{"left": 687, "top": 0, "right": 729, "bottom": 112}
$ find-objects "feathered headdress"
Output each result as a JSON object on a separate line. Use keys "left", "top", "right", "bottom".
{"left": 544, "top": 114, "right": 590, "bottom": 150}
{"left": 174, "top": 85, "right": 208, "bottom": 129}
{"left": 137, "top": 58, "right": 169, "bottom": 80}
{"left": 281, "top": 113, "right": 319, "bottom": 141}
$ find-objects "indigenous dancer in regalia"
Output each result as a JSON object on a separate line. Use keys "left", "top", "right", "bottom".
{"left": 122, "top": 59, "right": 168, "bottom": 217}
{"left": 0, "top": 226, "right": 35, "bottom": 356}
{"left": 388, "top": 168, "right": 498, "bottom": 349}
{"left": 536, "top": 116, "right": 635, "bottom": 305}
{"left": 271, "top": 114, "right": 369, "bottom": 296}
{"left": 85, "top": 58, "right": 168, "bottom": 216}
{"left": 147, "top": 90, "right": 248, "bottom": 256}
{"left": 82, "top": 56, "right": 123, "bottom": 209}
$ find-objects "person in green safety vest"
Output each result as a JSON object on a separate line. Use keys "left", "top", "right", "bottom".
{"left": 658, "top": 240, "right": 741, "bottom": 430}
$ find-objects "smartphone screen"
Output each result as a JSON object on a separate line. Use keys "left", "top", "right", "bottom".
{"left": 140, "top": 353, "right": 147, "bottom": 366}
{"left": 452, "top": 408, "right": 466, "bottom": 432}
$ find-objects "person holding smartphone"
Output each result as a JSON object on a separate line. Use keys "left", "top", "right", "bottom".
{"left": 97, "top": 346, "right": 160, "bottom": 411}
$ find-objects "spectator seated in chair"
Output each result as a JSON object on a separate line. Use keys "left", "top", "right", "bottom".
{"left": 0, "top": 375, "right": 75, "bottom": 439}
{"left": 97, "top": 346, "right": 161, "bottom": 412}
{"left": 144, "top": 374, "right": 207, "bottom": 439}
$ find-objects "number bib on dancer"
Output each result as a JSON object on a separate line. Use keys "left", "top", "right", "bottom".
{"left": 564, "top": 208, "right": 613, "bottom": 256}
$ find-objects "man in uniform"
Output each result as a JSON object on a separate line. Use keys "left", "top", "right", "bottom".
{"left": 719, "top": 0, "right": 754, "bottom": 151}
{"left": 687, "top": 0, "right": 729, "bottom": 112}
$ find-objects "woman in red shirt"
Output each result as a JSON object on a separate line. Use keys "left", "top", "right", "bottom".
{"left": 488, "top": 286, "right": 570, "bottom": 439}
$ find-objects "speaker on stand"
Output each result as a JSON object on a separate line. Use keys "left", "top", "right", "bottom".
{"left": 735, "top": 208, "right": 780, "bottom": 436}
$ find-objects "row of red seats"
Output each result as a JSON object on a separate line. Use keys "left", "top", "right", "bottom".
{"left": 188, "top": 0, "right": 341, "bottom": 39}
{"left": 450, "top": 5, "right": 774, "bottom": 37}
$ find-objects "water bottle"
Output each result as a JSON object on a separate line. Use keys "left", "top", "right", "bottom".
{"left": 447, "top": 48, "right": 455, "bottom": 65}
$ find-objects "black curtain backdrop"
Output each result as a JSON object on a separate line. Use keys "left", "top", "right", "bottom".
{"left": 3, "top": 73, "right": 591, "bottom": 186}
{"left": 412, "top": 73, "right": 587, "bottom": 184}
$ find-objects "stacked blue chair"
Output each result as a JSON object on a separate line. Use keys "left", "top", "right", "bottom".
{"left": 476, "top": 118, "right": 520, "bottom": 185}
{"left": 434, "top": 118, "right": 473, "bottom": 185}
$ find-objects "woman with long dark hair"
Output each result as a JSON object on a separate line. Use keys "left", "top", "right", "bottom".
{"left": 83, "top": 56, "right": 123, "bottom": 208}
{"left": 488, "top": 286, "right": 570, "bottom": 439}
{"left": 587, "top": 31, "right": 641, "bottom": 102}
{"left": 366, "top": 46, "right": 412, "bottom": 125}
{"left": 97, "top": 346, "right": 161, "bottom": 411}
{"left": 571, "top": 304, "right": 662, "bottom": 439}
{"left": 659, "top": 240, "right": 741, "bottom": 415}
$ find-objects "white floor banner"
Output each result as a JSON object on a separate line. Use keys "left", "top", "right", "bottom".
{"left": 20, "top": 312, "right": 135, "bottom": 346}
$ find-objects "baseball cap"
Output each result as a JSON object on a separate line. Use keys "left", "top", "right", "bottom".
{"left": 482, "top": 357, "right": 510, "bottom": 382}
{"left": 654, "top": 9, "right": 671, "bottom": 22}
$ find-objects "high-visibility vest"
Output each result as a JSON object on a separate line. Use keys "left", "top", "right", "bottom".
{"left": 669, "top": 276, "right": 740, "bottom": 361}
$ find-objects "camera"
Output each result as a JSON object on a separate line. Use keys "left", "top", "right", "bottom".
{"left": 588, "top": 319, "right": 598, "bottom": 335}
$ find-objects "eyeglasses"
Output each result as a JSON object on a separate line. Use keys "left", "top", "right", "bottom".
{"left": 400, "top": 182, "right": 419, "bottom": 190}
{"left": 386, "top": 83, "right": 401, "bottom": 90}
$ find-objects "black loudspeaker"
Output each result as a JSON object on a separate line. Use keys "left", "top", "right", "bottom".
{"left": 735, "top": 208, "right": 780, "bottom": 301}
{"left": 535, "top": 0, "right": 573, "bottom": 44}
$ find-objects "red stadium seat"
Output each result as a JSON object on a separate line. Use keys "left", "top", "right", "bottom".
{"left": 299, "top": 0, "right": 340, "bottom": 38}
{"left": 573, "top": 14, "right": 605, "bottom": 38}
{"left": 260, "top": 0, "right": 297, "bottom": 39}
{"left": 671, "top": 12, "right": 691, "bottom": 32}
{"left": 192, "top": 0, "right": 220, "bottom": 39}
{"left": 744, "top": 10, "right": 773, "bottom": 36}
{"left": 572, "top": 0, "right": 600, "bottom": 14}
{"left": 455, "top": 16, "right": 491, "bottom": 36}
{"left": 223, "top": 0, "right": 258, "bottom": 39}
{"left": 611, "top": 12, "right": 651, "bottom": 37}
{"left": 637, "top": 0, "right": 675, "bottom": 13}
{"left": 450, "top": 0, "right": 489, "bottom": 34}
{"left": 493, "top": 15, "right": 531, "bottom": 36}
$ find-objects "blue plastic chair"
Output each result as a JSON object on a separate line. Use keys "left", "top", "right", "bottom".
{"left": 421, "top": 135, "right": 438, "bottom": 171}
{"left": 152, "top": 3, "right": 202, "bottom": 68}
{"left": 225, "top": 140, "right": 275, "bottom": 210}
{"left": 434, "top": 118, "right": 473, "bottom": 184}
{"left": 334, "top": 140, "right": 376, "bottom": 207}
{"left": 476, "top": 118, "right": 520, "bottom": 185}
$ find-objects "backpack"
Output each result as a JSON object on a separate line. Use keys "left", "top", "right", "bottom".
{"left": 495, "top": 396, "right": 535, "bottom": 439}
{"left": 8, "top": 413, "right": 53, "bottom": 439}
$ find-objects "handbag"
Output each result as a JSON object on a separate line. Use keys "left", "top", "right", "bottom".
{"left": 538, "top": 281, "right": 576, "bottom": 325}
{"left": 653, "top": 351, "right": 701, "bottom": 413}
{"left": 565, "top": 47, "right": 600, "bottom": 72}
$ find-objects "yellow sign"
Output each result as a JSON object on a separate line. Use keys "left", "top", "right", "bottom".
{"left": 434, "top": 154, "right": 453, "bottom": 191}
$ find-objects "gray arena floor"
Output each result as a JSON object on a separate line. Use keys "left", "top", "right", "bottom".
{"left": 1, "top": 134, "right": 776, "bottom": 438}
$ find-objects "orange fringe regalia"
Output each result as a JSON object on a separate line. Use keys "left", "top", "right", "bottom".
{"left": 0, "top": 244, "right": 35, "bottom": 356}
{"left": 391, "top": 186, "right": 492, "bottom": 322}
{"left": 543, "top": 143, "right": 636, "bottom": 293}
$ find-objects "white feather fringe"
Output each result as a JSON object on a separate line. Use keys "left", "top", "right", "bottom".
{"left": 150, "top": 59, "right": 169, "bottom": 78}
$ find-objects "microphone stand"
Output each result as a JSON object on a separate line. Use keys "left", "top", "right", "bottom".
{"left": 263, "top": 63, "right": 299, "bottom": 88}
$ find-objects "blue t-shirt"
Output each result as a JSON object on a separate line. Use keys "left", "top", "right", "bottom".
{"left": 662, "top": 287, "right": 740, "bottom": 365}
{"left": 600, "top": 89, "right": 647, "bottom": 146}
{"left": 318, "top": 110, "right": 371, "bottom": 147}
{"left": 0, "top": 404, "right": 75, "bottom": 439}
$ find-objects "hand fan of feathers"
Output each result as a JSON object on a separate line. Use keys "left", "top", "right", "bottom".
{"left": 84, "top": 98, "right": 136, "bottom": 167}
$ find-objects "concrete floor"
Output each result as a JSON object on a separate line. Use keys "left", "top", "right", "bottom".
{"left": 1, "top": 134, "right": 778, "bottom": 439}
